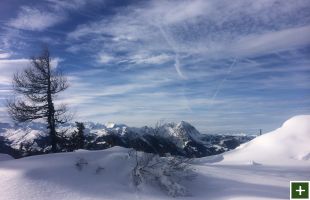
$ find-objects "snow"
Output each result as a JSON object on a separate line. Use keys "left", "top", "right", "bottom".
{"left": 0, "top": 153, "right": 14, "bottom": 161}
{"left": 0, "top": 147, "right": 308, "bottom": 200}
{"left": 3, "top": 127, "right": 47, "bottom": 150}
{"left": 0, "top": 115, "right": 309, "bottom": 200}
{"left": 218, "top": 115, "right": 310, "bottom": 166}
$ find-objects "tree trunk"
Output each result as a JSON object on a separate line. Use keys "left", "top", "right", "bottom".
{"left": 46, "top": 56, "right": 57, "bottom": 153}
{"left": 47, "top": 100, "right": 57, "bottom": 153}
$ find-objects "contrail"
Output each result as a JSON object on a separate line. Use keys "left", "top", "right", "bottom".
{"left": 157, "top": 25, "right": 187, "bottom": 79}
{"left": 157, "top": 24, "right": 192, "bottom": 112}
{"left": 173, "top": 55, "right": 187, "bottom": 80}
{"left": 211, "top": 58, "right": 237, "bottom": 102}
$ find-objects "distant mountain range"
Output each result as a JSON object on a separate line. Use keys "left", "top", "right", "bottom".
{"left": 0, "top": 121, "right": 256, "bottom": 158}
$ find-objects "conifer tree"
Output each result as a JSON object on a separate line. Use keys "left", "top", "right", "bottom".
{"left": 7, "top": 48, "right": 69, "bottom": 152}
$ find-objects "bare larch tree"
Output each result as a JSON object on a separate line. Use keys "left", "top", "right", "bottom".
{"left": 7, "top": 48, "right": 69, "bottom": 153}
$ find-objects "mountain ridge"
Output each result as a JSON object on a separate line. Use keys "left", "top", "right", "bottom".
{"left": 0, "top": 120, "right": 255, "bottom": 158}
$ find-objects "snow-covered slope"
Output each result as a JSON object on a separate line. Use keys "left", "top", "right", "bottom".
{"left": 0, "top": 153, "right": 13, "bottom": 161}
{"left": 0, "top": 146, "right": 308, "bottom": 200}
{"left": 220, "top": 115, "right": 310, "bottom": 166}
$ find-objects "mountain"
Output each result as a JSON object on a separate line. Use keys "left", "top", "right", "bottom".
{"left": 0, "top": 121, "right": 255, "bottom": 158}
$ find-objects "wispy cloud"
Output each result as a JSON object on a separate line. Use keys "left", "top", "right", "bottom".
{"left": 63, "top": 0, "right": 310, "bottom": 131}
{"left": 6, "top": 0, "right": 101, "bottom": 31}
{"left": 67, "top": 0, "right": 310, "bottom": 75}
{"left": 0, "top": 57, "right": 62, "bottom": 84}
{"left": 46, "top": 0, "right": 94, "bottom": 11}
{"left": 97, "top": 54, "right": 115, "bottom": 64}
{"left": 0, "top": 58, "right": 29, "bottom": 84}
{"left": 125, "top": 53, "right": 172, "bottom": 65}
{"left": 0, "top": 50, "right": 11, "bottom": 59}
{"left": 229, "top": 26, "right": 310, "bottom": 57}
{"left": 0, "top": 0, "right": 309, "bottom": 132}
{"left": 7, "top": 6, "right": 64, "bottom": 31}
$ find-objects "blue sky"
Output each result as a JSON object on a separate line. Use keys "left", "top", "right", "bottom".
{"left": 0, "top": 0, "right": 309, "bottom": 133}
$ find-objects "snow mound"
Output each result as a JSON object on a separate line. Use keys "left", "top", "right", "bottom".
{"left": 220, "top": 115, "right": 310, "bottom": 166}
{"left": 0, "top": 153, "right": 14, "bottom": 161}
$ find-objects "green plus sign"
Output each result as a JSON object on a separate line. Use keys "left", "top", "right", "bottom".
{"left": 291, "top": 182, "right": 309, "bottom": 199}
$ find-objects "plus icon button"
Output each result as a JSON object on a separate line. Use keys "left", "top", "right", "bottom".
{"left": 291, "top": 181, "right": 309, "bottom": 199}
{"left": 296, "top": 185, "right": 306, "bottom": 196}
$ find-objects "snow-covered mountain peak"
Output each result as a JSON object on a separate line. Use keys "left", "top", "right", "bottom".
{"left": 105, "top": 122, "right": 128, "bottom": 132}
{"left": 106, "top": 122, "right": 126, "bottom": 129}
{"left": 177, "top": 120, "right": 192, "bottom": 127}
{"left": 83, "top": 122, "right": 106, "bottom": 130}
{"left": 172, "top": 121, "right": 201, "bottom": 140}
{"left": 175, "top": 121, "right": 201, "bottom": 137}
{"left": 149, "top": 121, "right": 203, "bottom": 148}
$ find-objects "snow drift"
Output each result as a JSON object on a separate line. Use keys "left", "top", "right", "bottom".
{"left": 220, "top": 115, "right": 310, "bottom": 166}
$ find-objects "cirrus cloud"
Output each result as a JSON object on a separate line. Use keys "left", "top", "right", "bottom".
{"left": 7, "top": 6, "right": 64, "bottom": 31}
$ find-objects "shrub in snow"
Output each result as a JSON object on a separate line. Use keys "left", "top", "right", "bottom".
{"left": 95, "top": 166, "right": 105, "bottom": 174}
{"left": 130, "top": 150, "right": 196, "bottom": 197}
{"left": 75, "top": 158, "right": 88, "bottom": 171}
